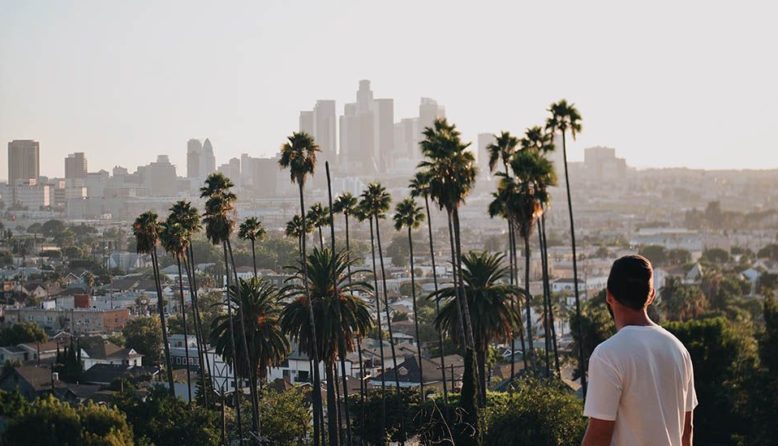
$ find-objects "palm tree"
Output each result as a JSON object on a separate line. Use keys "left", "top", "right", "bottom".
{"left": 409, "top": 172, "right": 449, "bottom": 402}
{"left": 417, "top": 118, "right": 480, "bottom": 428}
{"left": 159, "top": 216, "right": 193, "bottom": 404}
{"left": 393, "top": 197, "right": 426, "bottom": 398}
{"left": 432, "top": 251, "right": 522, "bottom": 407}
{"left": 168, "top": 200, "right": 212, "bottom": 407}
{"left": 360, "top": 183, "right": 402, "bottom": 393}
{"left": 278, "top": 131, "right": 324, "bottom": 446}
{"left": 285, "top": 214, "right": 313, "bottom": 255}
{"left": 281, "top": 248, "right": 373, "bottom": 446}
{"left": 485, "top": 130, "right": 521, "bottom": 382}
{"left": 200, "top": 173, "right": 257, "bottom": 441}
{"left": 308, "top": 203, "right": 331, "bottom": 250}
{"left": 545, "top": 100, "right": 585, "bottom": 391}
{"left": 238, "top": 217, "right": 266, "bottom": 278}
{"left": 520, "top": 126, "right": 560, "bottom": 376}
{"left": 132, "top": 211, "right": 174, "bottom": 395}
{"left": 211, "top": 277, "right": 289, "bottom": 386}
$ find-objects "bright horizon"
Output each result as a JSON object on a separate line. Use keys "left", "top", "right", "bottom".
{"left": 1, "top": 0, "right": 777, "bottom": 179}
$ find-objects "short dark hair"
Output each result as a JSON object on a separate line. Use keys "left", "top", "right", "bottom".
{"left": 607, "top": 255, "right": 653, "bottom": 310}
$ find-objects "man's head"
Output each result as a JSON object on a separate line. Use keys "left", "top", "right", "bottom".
{"left": 606, "top": 255, "right": 655, "bottom": 312}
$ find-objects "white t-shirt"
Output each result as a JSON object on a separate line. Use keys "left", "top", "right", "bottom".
{"left": 583, "top": 324, "right": 698, "bottom": 446}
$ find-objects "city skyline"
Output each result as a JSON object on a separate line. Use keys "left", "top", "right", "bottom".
{"left": 1, "top": 1, "right": 777, "bottom": 178}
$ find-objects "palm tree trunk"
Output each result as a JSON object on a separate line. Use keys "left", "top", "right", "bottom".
{"left": 508, "top": 218, "right": 516, "bottom": 383}
{"left": 251, "top": 239, "right": 257, "bottom": 278}
{"left": 446, "top": 211, "right": 467, "bottom": 347}
{"left": 523, "top": 236, "right": 537, "bottom": 373}
{"left": 367, "top": 217, "right": 388, "bottom": 441}
{"left": 184, "top": 249, "right": 211, "bottom": 408}
{"left": 345, "top": 213, "right": 368, "bottom": 432}
{"left": 537, "top": 220, "right": 550, "bottom": 378}
{"left": 476, "top": 345, "right": 487, "bottom": 408}
{"left": 511, "top": 224, "right": 528, "bottom": 372}
{"left": 326, "top": 361, "right": 339, "bottom": 446}
{"left": 408, "top": 227, "right": 424, "bottom": 400}
{"left": 423, "top": 195, "right": 448, "bottom": 404}
{"left": 298, "top": 183, "right": 324, "bottom": 446}
{"left": 374, "top": 216, "right": 402, "bottom": 394}
{"left": 325, "top": 162, "right": 352, "bottom": 446}
{"left": 226, "top": 240, "right": 260, "bottom": 438}
{"left": 176, "top": 257, "right": 193, "bottom": 405}
{"left": 562, "top": 131, "right": 586, "bottom": 394}
{"left": 222, "top": 243, "right": 243, "bottom": 444}
{"left": 151, "top": 248, "right": 175, "bottom": 395}
{"left": 541, "top": 215, "right": 561, "bottom": 376}
{"left": 187, "top": 245, "right": 211, "bottom": 407}
{"left": 452, "top": 209, "right": 481, "bottom": 393}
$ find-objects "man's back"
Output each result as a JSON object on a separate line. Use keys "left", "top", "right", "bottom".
{"left": 584, "top": 325, "right": 697, "bottom": 446}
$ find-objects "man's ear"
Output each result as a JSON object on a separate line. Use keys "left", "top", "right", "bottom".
{"left": 605, "top": 289, "right": 615, "bottom": 306}
{"left": 646, "top": 288, "right": 656, "bottom": 306}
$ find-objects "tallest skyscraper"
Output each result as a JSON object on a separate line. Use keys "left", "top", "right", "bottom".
{"left": 8, "top": 140, "right": 40, "bottom": 183}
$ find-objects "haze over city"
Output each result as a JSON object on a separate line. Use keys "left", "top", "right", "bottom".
{"left": 2, "top": 0, "right": 777, "bottom": 178}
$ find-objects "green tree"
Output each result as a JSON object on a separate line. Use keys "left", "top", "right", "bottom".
{"left": 0, "top": 321, "right": 47, "bottom": 345}
{"left": 638, "top": 245, "right": 667, "bottom": 266}
{"left": 122, "top": 316, "right": 163, "bottom": 365}
{"left": 701, "top": 247, "right": 731, "bottom": 264}
{"left": 568, "top": 290, "right": 616, "bottom": 381}
{"left": 659, "top": 277, "right": 709, "bottom": 321}
{"left": 307, "top": 203, "right": 331, "bottom": 250}
{"left": 758, "top": 244, "right": 778, "bottom": 261}
{"left": 238, "top": 217, "right": 266, "bottom": 278}
{"left": 278, "top": 130, "right": 325, "bottom": 446}
{"left": 41, "top": 219, "right": 66, "bottom": 237}
{"left": 545, "top": 99, "right": 586, "bottom": 393}
{"left": 259, "top": 386, "right": 312, "bottom": 446}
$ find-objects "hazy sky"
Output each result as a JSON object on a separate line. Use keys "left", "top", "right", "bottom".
{"left": 1, "top": 0, "right": 776, "bottom": 179}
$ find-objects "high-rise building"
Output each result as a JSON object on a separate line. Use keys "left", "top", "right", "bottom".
{"left": 217, "top": 157, "right": 241, "bottom": 183}
{"left": 138, "top": 155, "right": 177, "bottom": 196}
{"left": 372, "top": 98, "right": 394, "bottom": 172}
{"left": 313, "top": 100, "right": 337, "bottom": 163}
{"left": 8, "top": 140, "right": 40, "bottom": 183}
{"left": 187, "top": 139, "right": 203, "bottom": 179}
{"left": 418, "top": 97, "right": 446, "bottom": 136}
{"left": 65, "top": 152, "right": 87, "bottom": 179}
{"left": 201, "top": 139, "right": 216, "bottom": 178}
{"left": 477, "top": 133, "right": 496, "bottom": 177}
{"left": 299, "top": 111, "right": 314, "bottom": 135}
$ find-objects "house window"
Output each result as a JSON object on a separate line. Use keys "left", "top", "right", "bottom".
{"left": 298, "top": 371, "right": 310, "bottom": 382}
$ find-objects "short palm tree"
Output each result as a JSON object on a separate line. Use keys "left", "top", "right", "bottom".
{"left": 545, "top": 99, "right": 585, "bottom": 392}
{"left": 486, "top": 131, "right": 519, "bottom": 175}
{"left": 409, "top": 172, "right": 449, "bottom": 402}
{"left": 285, "top": 214, "right": 313, "bottom": 254}
{"left": 211, "top": 277, "right": 289, "bottom": 385}
{"left": 278, "top": 131, "right": 324, "bottom": 446}
{"left": 308, "top": 203, "right": 331, "bottom": 250}
{"left": 393, "top": 197, "right": 426, "bottom": 398}
{"left": 133, "top": 211, "right": 174, "bottom": 395}
{"left": 432, "top": 251, "right": 522, "bottom": 407}
{"left": 238, "top": 217, "right": 266, "bottom": 278}
{"left": 281, "top": 248, "right": 373, "bottom": 446}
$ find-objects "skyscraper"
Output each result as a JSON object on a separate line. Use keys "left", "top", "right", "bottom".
{"left": 299, "top": 111, "right": 314, "bottom": 135}
{"left": 201, "top": 139, "right": 216, "bottom": 179}
{"left": 8, "top": 140, "right": 40, "bottom": 183}
{"left": 65, "top": 152, "right": 88, "bottom": 179}
{"left": 313, "top": 100, "right": 337, "bottom": 164}
{"left": 477, "top": 133, "right": 496, "bottom": 177}
{"left": 187, "top": 139, "right": 202, "bottom": 179}
{"left": 372, "top": 98, "right": 394, "bottom": 171}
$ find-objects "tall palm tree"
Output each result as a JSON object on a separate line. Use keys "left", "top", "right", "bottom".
{"left": 521, "top": 126, "right": 560, "bottom": 376}
{"left": 409, "top": 172, "right": 449, "bottom": 402}
{"left": 545, "top": 100, "right": 585, "bottom": 391}
{"left": 432, "top": 251, "right": 522, "bottom": 407}
{"left": 159, "top": 217, "right": 193, "bottom": 404}
{"left": 418, "top": 118, "right": 480, "bottom": 430}
{"left": 308, "top": 203, "right": 331, "bottom": 250}
{"left": 393, "top": 196, "right": 426, "bottom": 399}
{"left": 333, "top": 192, "right": 368, "bottom": 431}
{"left": 132, "top": 211, "right": 174, "bottom": 395}
{"left": 278, "top": 131, "right": 324, "bottom": 446}
{"left": 169, "top": 200, "right": 212, "bottom": 407}
{"left": 281, "top": 248, "right": 373, "bottom": 446}
{"left": 211, "top": 277, "right": 289, "bottom": 387}
{"left": 238, "top": 217, "right": 266, "bottom": 278}
{"left": 200, "top": 173, "right": 257, "bottom": 441}
{"left": 487, "top": 176, "right": 528, "bottom": 374}
{"left": 485, "top": 130, "right": 521, "bottom": 382}
{"left": 360, "top": 183, "right": 402, "bottom": 393}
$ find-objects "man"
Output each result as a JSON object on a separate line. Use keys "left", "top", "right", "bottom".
{"left": 581, "top": 255, "right": 697, "bottom": 446}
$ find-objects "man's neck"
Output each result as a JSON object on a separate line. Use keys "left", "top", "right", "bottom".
{"left": 615, "top": 310, "right": 655, "bottom": 330}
